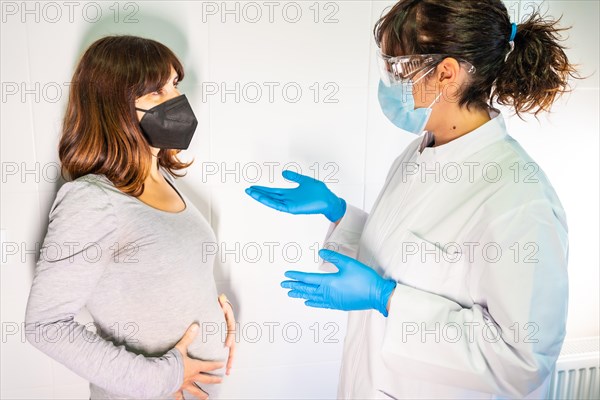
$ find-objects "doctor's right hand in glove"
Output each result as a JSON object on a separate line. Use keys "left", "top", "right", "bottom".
{"left": 245, "top": 170, "right": 347, "bottom": 223}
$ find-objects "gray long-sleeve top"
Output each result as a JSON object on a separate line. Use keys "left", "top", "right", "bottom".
{"left": 24, "top": 167, "right": 228, "bottom": 399}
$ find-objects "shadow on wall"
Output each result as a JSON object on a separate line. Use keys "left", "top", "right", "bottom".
{"left": 76, "top": 10, "right": 198, "bottom": 87}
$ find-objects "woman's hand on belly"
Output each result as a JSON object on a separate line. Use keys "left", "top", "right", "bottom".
{"left": 218, "top": 293, "right": 236, "bottom": 375}
{"left": 172, "top": 323, "right": 225, "bottom": 400}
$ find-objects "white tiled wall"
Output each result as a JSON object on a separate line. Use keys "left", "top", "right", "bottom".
{"left": 1, "top": 1, "right": 598, "bottom": 398}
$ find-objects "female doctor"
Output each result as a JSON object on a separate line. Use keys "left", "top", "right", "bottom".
{"left": 246, "top": 0, "right": 581, "bottom": 398}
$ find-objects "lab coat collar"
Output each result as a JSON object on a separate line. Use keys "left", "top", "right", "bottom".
{"left": 417, "top": 107, "right": 507, "bottom": 161}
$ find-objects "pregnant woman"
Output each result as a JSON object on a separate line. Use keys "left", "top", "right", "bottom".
{"left": 24, "top": 35, "right": 235, "bottom": 400}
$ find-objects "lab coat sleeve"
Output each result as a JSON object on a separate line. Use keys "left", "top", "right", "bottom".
{"left": 380, "top": 199, "right": 569, "bottom": 397}
{"left": 24, "top": 179, "right": 184, "bottom": 398}
{"left": 320, "top": 152, "right": 410, "bottom": 271}
{"left": 323, "top": 204, "right": 369, "bottom": 257}
{"left": 319, "top": 204, "right": 368, "bottom": 271}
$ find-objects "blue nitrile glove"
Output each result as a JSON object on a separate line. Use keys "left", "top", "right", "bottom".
{"left": 281, "top": 249, "right": 397, "bottom": 317}
{"left": 245, "top": 170, "right": 346, "bottom": 223}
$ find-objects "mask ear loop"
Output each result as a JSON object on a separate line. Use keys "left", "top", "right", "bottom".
{"left": 412, "top": 65, "right": 436, "bottom": 85}
{"left": 428, "top": 90, "right": 443, "bottom": 109}
{"left": 412, "top": 65, "right": 440, "bottom": 108}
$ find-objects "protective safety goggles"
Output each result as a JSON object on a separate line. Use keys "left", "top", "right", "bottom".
{"left": 376, "top": 49, "right": 476, "bottom": 87}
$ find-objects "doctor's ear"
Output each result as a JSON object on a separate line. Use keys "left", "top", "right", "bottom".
{"left": 436, "top": 58, "right": 461, "bottom": 83}
{"left": 435, "top": 59, "right": 466, "bottom": 104}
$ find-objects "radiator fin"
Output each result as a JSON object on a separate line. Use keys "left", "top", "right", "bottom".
{"left": 548, "top": 337, "right": 600, "bottom": 400}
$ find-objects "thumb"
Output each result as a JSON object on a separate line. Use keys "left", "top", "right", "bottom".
{"left": 176, "top": 322, "right": 199, "bottom": 350}
{"left": 318, "top": 249, "right": 352, "bottom": 271}
{"left": 282, "top": 169, "right": 312, "bottom": 185}
{"left": 172, "top": 389, "right": 184, "bottom": 400}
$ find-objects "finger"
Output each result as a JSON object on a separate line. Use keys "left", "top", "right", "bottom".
{"left": 248, "top": 186, "right": 300, "bottom": 199}
{"left": 245, "top": 187, "right": 279, "bottom": 200}
{"left": 284, "top": 270, "right": 326, "bottom": 286}
{"left": 176, "top": 323, "right": 200, "bottom": 350}
{"left": 280, "top": 280, "right": 320, "bottom": 294}
{"left": 318, "top": 248, "right": 354, "bottom": 270}
{"left": 173, "top": 389, "right": 184, "bottom": 400}
{"left": 282, "top": 169, "right": 314, "bottom": 184}
{"left": 224, "top": 313, "right": 236, "bottom": 348}
{"left": 216, "top": 295, "right": 236, "bottom": 376}
{"left": 218, "top": 294, "right": 234, "bottom": 314}
{"left": 246, "top": 186, "right": 286, "bottom": 196}
{"left": 305, "top": 300, "right": 332, "bottom": 309}
{"left": 193, "top": 360, "right": 226, "bottom": 372}
{"left": 225, "top": 325, "right": 235, "bottom": 348}
{"left": 226, "top": 341, "right": 236, "bottom": 375}
{"left": 245, "top": 187, "right": 288, "bottom": 199}
{"left": 218, "top": 294, "right": 233, "bottom": 315}
{"left": 218, "top": 293, "right": 228, "bottom": 307}
{"left": 286, "top": 289, "right": 324, "bottom": 303}
{"left": 194, "top": 372, "right": 224, "bottom": 384}
{"left": 218, "top": 296, "right": 236, "bottom": 349}
{"left": 245, "top": 189, "right": 289, "bottom": 212}
{"left": 246, "top": 188, "right": 284, "bottom": 201}
{"left": 183, "top": 382, "right": 208, "bottom": 400}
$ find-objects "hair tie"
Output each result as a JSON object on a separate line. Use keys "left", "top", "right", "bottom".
{"left": 509, "top": 22, "right": 517, "bottom": 42}
{"left": 505, "top": 22, "right": 517, "bottom": 62}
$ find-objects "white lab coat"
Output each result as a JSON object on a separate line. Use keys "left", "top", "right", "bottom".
{"left": 321, "top": 108, "right": 569, "bottom": 399}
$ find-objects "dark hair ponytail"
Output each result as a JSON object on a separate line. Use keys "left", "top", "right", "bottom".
{"left": 373, "top": 0, "right": 584, "bottom": 119}
{"left": 493, "top": 9, "right": 581, "bottom": 118}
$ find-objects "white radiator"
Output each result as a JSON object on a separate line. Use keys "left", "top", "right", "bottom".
{"left": 548, "top": 336, "right": 600, "bottom": 399}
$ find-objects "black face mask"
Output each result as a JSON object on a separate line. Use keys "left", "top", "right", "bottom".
{"left": 135, "top": 94, "right": 198, "bottom": 150}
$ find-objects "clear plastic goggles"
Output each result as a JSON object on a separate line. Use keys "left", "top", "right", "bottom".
{"left": 376, "top": 49, "right": 476, "bottom": 87}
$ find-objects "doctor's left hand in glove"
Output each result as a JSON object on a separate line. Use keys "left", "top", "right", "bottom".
{"left": 282, "top": 249, "right": 397, "bottom": 316}
{"left": 245, "top": 171, "right": 396, "bottom": 316}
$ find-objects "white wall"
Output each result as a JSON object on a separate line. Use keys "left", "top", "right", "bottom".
{"left": 1, "top": 1, "right": 598, "bottom": 398}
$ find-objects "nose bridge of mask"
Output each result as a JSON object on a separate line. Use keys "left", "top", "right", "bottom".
{"left": 135, "top": 106, "right": 159, "bottom": 125}
{"left": 135, "top": 94, "right": 198, "bottom": 150}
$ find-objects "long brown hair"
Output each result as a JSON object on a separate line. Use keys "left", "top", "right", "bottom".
{"left": 373, "top": 0, "right": 583, "bottom": 119}
{"left": 59, "top": 35, "right": 193, "bottom": 196}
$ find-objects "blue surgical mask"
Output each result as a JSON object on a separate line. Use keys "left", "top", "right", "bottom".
{"left": 377, "top": 66, "right": 442, "bottom": 134}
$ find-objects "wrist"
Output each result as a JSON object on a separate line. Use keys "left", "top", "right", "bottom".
{"left": 386, "top": 287, "right": 395, "bottom": 314}
{"left": 325, "top": 197, "right": 346, "bottom": 223}
{"left": 164, "top": 347, "right": 185, "bottom": 396}
{"left": 376, "top": 279, "right": 397, "bottom": 317}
